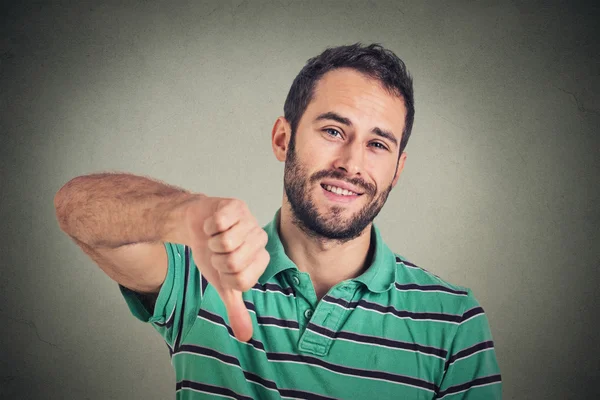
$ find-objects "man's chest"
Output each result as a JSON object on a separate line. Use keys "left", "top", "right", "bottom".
{"left": 173, "top": 283, "right": 451, "bottom": 399}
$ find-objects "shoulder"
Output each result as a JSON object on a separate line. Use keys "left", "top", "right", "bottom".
{"left": 393, "top": 253, "right": 469, "bottom": 294}
{"left": 391, "top": 253, "right": 484, "bottom": 319}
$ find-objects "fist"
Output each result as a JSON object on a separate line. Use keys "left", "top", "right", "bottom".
{"left": 183, "top": 196, "right": 269, "bottom": 342}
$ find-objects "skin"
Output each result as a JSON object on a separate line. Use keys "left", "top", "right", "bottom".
{"left": 54, "top": 68, "right": 409, "bottom": 343}
{"left": 271, "top": 68, "right": 408, "bottom": 299}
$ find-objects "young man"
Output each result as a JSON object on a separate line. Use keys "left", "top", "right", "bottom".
{"left": 55, "top": 44, "right": 501, "bottom": 399}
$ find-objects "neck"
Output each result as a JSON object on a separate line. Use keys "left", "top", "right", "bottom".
{"left": 278, "top": 203, "right": 374, "bottom": 299}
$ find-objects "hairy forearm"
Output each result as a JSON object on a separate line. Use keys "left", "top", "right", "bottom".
{"left": 54, "top": 172, "right": 199, "bottom": 248}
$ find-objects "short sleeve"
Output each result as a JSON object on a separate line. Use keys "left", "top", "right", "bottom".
{"left": 436, "top": 289, "right": 502, "bottom": 399}
{"left": 119, "top": 243, "right": 203, "bottom": 351}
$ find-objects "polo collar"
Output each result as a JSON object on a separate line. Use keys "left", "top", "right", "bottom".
{"left": 259, "top": 208, "right": 396, "bottom": 293}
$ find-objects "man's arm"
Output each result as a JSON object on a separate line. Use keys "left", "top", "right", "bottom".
{"left": 54, "top": 172, "right": 199, "bottom": 294}
{"left": 53, "top": 172, "right": 269, "bottom": 341}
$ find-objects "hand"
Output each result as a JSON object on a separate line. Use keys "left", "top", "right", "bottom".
{"left": 183, "top": 196, "right": 270, "bottom": 342}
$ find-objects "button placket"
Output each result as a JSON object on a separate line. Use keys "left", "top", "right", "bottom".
{"left": 298, "top": 284, "right": 359, "bottom": 356}
{"left": 298, "top": 300, "right": 334, "bottom": 356}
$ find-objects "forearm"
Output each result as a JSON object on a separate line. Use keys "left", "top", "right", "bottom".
{"left": 54, "top": 172, "right": 200, "bottom": 248}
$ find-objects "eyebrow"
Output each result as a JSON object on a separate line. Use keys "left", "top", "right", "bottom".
{"left": 315, "top": 111, "right": 398, "bottom": 148}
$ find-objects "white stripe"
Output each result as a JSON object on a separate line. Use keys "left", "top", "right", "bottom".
{"left": 437, "top": 380, "right": 501, "bottom": 399}
{"left": 306, "top": 328, "right": 446, "bottom": 361}
{"left": 245, "top": 308, "right": 299, "bottom": 330}
{"left": 258, "top": 321, "right": 298, "bottom": 330}
{"left": 447, "top": 347, "right": 494, "bottom": 368}
{"left": 321, "top": 298, "right": 351, "bottom": 310}
{"left": 395, "top": 288, "right": 467, "bottom": 296}
{"left": 165, "top": 303, "right": 176, "bottom": 325}
{"left": 400, "top": 263, "right": 420, "bottom": 269}
{"left": 459, "top": 311, "right": 484, "bottom": 325}
{"left": 251, "top": 287, "right": 294, "bottom": 297}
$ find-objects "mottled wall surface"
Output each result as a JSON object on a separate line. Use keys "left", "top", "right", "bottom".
{"left": 1, "top": 1, "right": 598, "bottom": 399}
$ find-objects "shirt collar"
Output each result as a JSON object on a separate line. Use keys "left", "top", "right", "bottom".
{"left": 259, "top": 208, "right": 396, "bottom": 293}
{"left": 259, "top": 209, "right": 298, "bottom": 283}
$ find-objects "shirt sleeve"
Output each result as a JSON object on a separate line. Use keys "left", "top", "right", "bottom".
{"left": 436, "top": 289, "right": 502, "bottom": 399}
{"left": 119, "top": 242, "right": 204, "bottom": 351}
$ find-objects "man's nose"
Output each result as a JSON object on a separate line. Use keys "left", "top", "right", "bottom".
{"left": 333, "top": 142, "right": 364, "bottom": 176}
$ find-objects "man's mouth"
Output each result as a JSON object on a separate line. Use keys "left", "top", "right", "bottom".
{"left": 320, "top": 184, "right": 363, "bottom": 197}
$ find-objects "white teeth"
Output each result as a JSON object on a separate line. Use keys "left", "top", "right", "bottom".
{"left": 324, "top": 184, "right": 357, "bottom": 196}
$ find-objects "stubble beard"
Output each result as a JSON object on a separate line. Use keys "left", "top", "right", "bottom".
{"left": 283, "top": 135, "right": 393, "bottom": 245}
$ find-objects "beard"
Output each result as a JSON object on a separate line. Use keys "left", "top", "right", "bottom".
{"left": 283, "top": 134, "right": 393, "bottom": 244}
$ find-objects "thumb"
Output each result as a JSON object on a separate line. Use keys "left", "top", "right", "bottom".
{"left": 219, "top": 288, "right": 253, "bottom": 342}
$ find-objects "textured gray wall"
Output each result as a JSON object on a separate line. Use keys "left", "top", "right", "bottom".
{"left": 1, "top": 1, "right": 598, "bottom": 399}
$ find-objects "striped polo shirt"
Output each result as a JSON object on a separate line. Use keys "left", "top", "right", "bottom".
{"left": 120, "top": 209, "right": 501, "bottom": 399}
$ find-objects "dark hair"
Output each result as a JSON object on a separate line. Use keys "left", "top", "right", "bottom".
{"left": 284, "top": 43, "right": 415, "bottom": 155}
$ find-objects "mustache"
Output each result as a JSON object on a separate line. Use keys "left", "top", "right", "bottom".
{"left": 310, "top": 169, "right": 375, "bottom": 195}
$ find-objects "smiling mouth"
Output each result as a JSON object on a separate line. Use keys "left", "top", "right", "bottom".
{"left": 320, "top": 183, "right": 363, "bottom": 197}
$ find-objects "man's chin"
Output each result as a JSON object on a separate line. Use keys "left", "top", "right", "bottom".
{"left": 312, "top": 215, "right": 360, "bottom": 236}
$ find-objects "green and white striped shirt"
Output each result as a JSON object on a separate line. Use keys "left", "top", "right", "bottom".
{"left": 121, "top": 209, "right": 501, "bottom": 399}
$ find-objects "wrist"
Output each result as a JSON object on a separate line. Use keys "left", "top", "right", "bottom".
{"left": 162, "top": 192, "right": 207, "bottom": 245}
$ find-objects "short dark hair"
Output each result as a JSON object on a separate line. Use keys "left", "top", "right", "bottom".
{"left": 284, "top": 43, "right": 415, "bottom": 154}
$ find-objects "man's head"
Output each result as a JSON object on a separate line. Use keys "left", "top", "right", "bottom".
{"left": 284, "top": 43, "right": 414, "bottom": 156}
{"left": 272, "top": 43, "right": 414, "bottom": 243}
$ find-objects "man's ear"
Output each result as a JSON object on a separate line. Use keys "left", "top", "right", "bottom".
{"left": 391, "top": 152, "right": 407, "bottom": 188}
{"left": 272, "top": 117, "right": 291, "bottom": 162}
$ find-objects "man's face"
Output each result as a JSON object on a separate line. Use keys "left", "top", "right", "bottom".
{"left": 283, "top": 68, "right": 407, "bottom": 243}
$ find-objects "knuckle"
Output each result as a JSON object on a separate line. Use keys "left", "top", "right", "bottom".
{"left": 224, "top": 253, "right": 242, "bottom": 272}
{"left": 219, "top": 235, "right": 235, "bottom": 252}
{"left": 235, "top": 273, "right": 254, "bottom": 292}
{"left": 213, "top": 214, "right": 228, "bottom": 232}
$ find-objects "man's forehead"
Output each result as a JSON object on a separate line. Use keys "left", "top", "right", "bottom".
{"left": 306, "top": 68, "right": 407, "bottom": 130}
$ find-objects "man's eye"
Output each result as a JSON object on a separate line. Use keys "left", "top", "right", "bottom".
{"left": 370, "top": 142, "right": 388, "bottom": 151}
{"left": 324, "top": 128, "right": 342, "bottom": 138}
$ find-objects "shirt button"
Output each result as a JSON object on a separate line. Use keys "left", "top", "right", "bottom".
{"left": 292, "top": 275, "right": 301, "bottom": 286}
{"left": 304, "top": 309, "right": 313, "bottom": 319}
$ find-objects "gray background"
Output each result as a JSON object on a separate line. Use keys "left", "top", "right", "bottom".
{"left": 1, "top": 0, "right": 598, "bottom": 399}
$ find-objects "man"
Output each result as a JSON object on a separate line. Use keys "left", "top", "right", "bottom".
{"left": 55, "top": 43, "right": 501, "bottom": 399}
